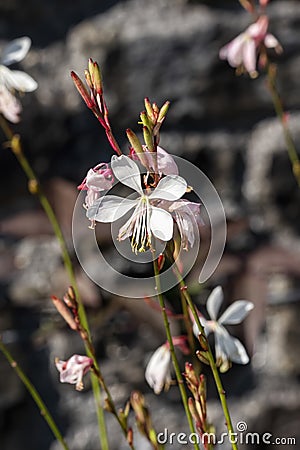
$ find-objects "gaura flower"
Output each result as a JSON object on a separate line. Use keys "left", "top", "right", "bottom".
{"left": 192, "top": 286, "right": 254, "bottom": 372}
{"left": 55, "top": 354, "right": 93, "bottom": 391}
{"left": 78, "top": 162, "right": 114, "bottom": 227}
{"left": 219, "top": 15, "right": 282, "bottom": 78}
{"left": 145, "top": 343, "right": 172, "bottom": 395}
{"left": 145, "top": 336, "right": 188, "bottom": 394}
{"left": 87, "top": 154, "right": 187, "bottom": 253}
{"left": 0, "top": 37, "right": 38, "bottom": 122}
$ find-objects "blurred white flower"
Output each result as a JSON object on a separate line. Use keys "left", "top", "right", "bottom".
{"left": 0, "top": 37, "right": 38, "bottom": 122}
{"left": 55, "top": 354, "right": 93, "bottom": 391}
{"left": 145, "top": 343, "right": 172, "bottom": 394}
{"left": 192, "top": 286, "right": 254, "bottom": 371}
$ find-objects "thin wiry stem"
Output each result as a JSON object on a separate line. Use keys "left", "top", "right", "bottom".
{"left": 173, "top": 265, "right": 238, "bottom": 450}
{"left": 0, "top": 116, "right": 110, "bottom": 450}
{"left": 0, "top": 338, "right": 69, "bottom": 450}
{"left": 152, "top": 256, "right": 200, "bottom": 450}
{"left": 266, "top": 63, "right": 300, "bottom": 187}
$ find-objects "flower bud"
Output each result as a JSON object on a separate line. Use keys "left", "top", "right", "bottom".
{"left": 84, "top": 69, "right": 93, "bottom": 90}
{"left": 71, "top": 71, "right": 95, "bottom": 109}
{"left": 51, "top": 295, "right": 77, "bottom": 331}
{"left": 144, "top": 97, "right": 156, "bottom": 124}
{"left": 92, "top": 61, "right": 103, "bottom": 94}
{"left": 157, "top": 253, "right": 165, "bottom": 272}
{"left": 157, "top": 100, "right": 170, "bottom": 124}
{"left": 130, "top": 391, "right": 146, "bottom": 424}
{"left": 197, "top": 332, "right": 209, "bottom": 351}
{"left": 143, "top": 126, "right": 154, "bottom": 152}
{"left": 126, "top": 128, "right": 143, "bottom": 154}
{"left": 127, "top": 428, "right": 133, "bottom": 447}
{"left": 140, "top": 111, "right": 152, "bottom": 129}
{"left": 184, "top": 362, "right": 199, "bottom": 389}
{"left": 63, "top": 286, "right": 77, "bottom": 309}
{"left": 196, "top": 350, "right": 209, "bottom": 365}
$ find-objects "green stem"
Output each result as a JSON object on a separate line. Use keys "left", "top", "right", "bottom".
{"left": 0, "top": 116, "right": 109, "bottom": 450}
{"left": 266, "top": 63, "right": 300, "bottom": 187}
{"left": 0, "top": 338, "right": 69, "bottom": 450}
{"left": 173, "top": 268, "right": 238, "bottom": 450}
{"left": 152, "top": 258, "right": 200, "bottom": 450}
{"left": 85, "top": 338, "right": 135, "bottom": 449}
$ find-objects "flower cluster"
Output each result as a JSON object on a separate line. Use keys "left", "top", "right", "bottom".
{"left": 0, "top": 37, "right": 37, "bottom": 122}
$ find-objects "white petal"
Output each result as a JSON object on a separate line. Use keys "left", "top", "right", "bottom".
{"left": 220, "top": 34, "right": 245, "bottom": 67}
{"left": 242, "top": 39, "right": 257, "bottom": 75}
{"left": 149, "top": 175, "right": 187, "bottom": 201}
{"left": 206, "top": 286, "right": 224, "bottom": 320}
{"left": 1, "top": 37, "right": 31, "bottom": 65}
{"left": 170, "top": 200, "right": 201, "bottom": 249}
{"left": 111, "top": 155, "right": 143, "bottom": 194}
{"left": 192, "top": 317, "right": 211, "bottom": 338}
{"left": 145, "top": 345, "right": 171, "bottom": 395}
{"left": 0, "top": 66, "right": 37, "bottom": 92}
{"left": 157, "top": 146, "right": 179, "bottom": 175}
{"left": 86, "top": 195, "right": 136, "bottom": 222}
{"left": 0, "top": 86, "right": 21, "bottom": 123}
{"left": 264, "top": 34, "right": 282, "bottom": 53}
{"left": 150, "top": 207, "right": 173, "bottom": 241}
{"left": 5, "top": 70, "right": 37, "bottom": 92}
{"left": 86, "top": 169, "right": 113, "bottom": 191}
{"left": 60, "top": 367, "right": 79, "bottom": 384}
{"left": 218, "top": 327, "right": 250, "bottom": 364}
{"left": 219, "top": 300, "right": 254, "bottom": 325}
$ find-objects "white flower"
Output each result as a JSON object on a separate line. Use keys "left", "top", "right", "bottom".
{"left": 87, "top": 154, "right": 187, "bottom": 253}
{"left": 145, "top": 343, "right": 172, "bottom": 394}
{"left": 192, "top": 286, "right": 254, "bottom": 371}
{"left": 0, "top": 37, "right": 38, "bottom": 122}
{"left": 169, "top": 199, "right": 202, "bottom": 250}
{"left": 55, "top": 354, "right": 93, "bottom": 391}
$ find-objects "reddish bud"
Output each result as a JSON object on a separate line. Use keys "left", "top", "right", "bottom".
{"left": 51, "top": 295, "right": 77, "bottom": 330}
{"left": 71, "top": 71, "right": 95, "bottom": 109}
{"left": 157, "top": 253, "right": 165, "bottom": 271}
{"left": 127, "top": 428, "right": 133, "bottom": 447}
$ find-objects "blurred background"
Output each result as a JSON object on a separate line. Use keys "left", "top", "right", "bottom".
{"left": 0, "top": 0, "right": 300, "bottom": 448}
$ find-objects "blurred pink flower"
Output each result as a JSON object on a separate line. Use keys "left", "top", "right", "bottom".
{"left": 219, "top": 15, "right": 282, "bottom": 78}
{"left": 55, "top": 354, "right": 93, "bottom": 391}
